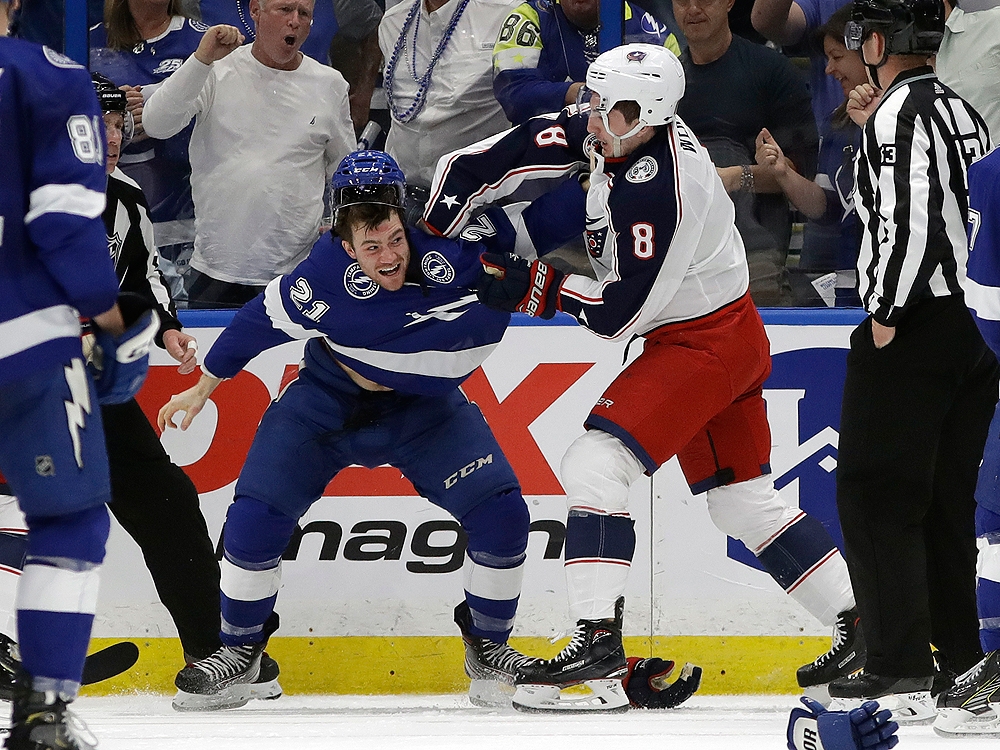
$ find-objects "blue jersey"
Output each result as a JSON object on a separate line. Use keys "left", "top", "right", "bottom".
{"left": 0, "top": 38, "right": 119, "bottom": 387}
{"left": 965, "top": 146, "right": 1000, "bottom": 358}
{"left": 204, "top": 226, "right": 513, "bottom": 396}
{"left": 89, "top": 18, "right": 206, "bottom": 239}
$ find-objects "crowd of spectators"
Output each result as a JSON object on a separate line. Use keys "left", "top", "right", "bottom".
{"left": 5, "top": 0, "right": 999, "bottom": 306}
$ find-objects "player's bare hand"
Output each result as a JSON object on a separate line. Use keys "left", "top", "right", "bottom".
{"left": 157, "top": 374, "right": 220, "bottom": 431}
{"left": 194, "top": 25, "right": 244, "bottom": 65}
{"left": 847, "top": 83, "right": 882, "bottom": 127}
{"left": 162, "top": 329, "right": 199, "bottom": 375}
{"left": 755, "top": 128, "right": 788, "bottom": 178}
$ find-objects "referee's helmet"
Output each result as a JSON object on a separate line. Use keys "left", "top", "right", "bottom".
{"left": 846, "top": 0, "right": 945, "bottom": 56}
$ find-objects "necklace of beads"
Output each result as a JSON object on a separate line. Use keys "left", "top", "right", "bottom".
{"left": 383, "top": 0, "right": 470, "bottom": 124}
{"left": 236, "top": 0, "right": 256, "bottom": 41}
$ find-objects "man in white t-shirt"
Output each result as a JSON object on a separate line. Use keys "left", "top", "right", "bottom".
{"left": 143, "top": 0, "right": 355, "bottom": 308}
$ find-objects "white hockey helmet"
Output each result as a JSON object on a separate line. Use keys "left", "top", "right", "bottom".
{"left": 584, "top": 44, "right": 686, "bottom": 154}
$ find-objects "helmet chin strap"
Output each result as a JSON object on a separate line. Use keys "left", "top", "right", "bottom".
{"left": 600, "top": 112, "right": 646, "bottom": 158}
{"left": 860, "top": 40, "right": 889, "bottom": 91}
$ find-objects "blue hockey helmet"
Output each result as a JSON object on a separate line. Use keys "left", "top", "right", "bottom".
{"left": 329, "top": 150, "right": 407, "bottom": 224}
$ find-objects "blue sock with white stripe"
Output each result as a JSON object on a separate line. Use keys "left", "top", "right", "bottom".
{"left": 219, "top": 496, "right": 296, "bottom": 647}
{"left": 18, "top": 505, "right": 109, "bottom": 696}
{"left": 564, "top": 510, "right": 636, "bottom": 622}
{"left": 755, "top": 514, "right": 853, "bottom": 625}
{"left": 975, "top": 505, "right": 1000, "bottom": 652}
{"left": 460, "top": 489, "right": 529, "bottom": 643}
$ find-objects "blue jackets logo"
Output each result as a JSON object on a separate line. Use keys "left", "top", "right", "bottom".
{"left": 421, "top": 251, "right": 456, "bottom": 285}
{"left": 626, "top": 157, "right": 658, "bottom": 184}
{"left": 344, "top": 263, "right": 379, "bottom": 299}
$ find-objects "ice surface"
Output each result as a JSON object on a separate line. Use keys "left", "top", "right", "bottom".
{"left": 34, "top": 694, "right": 999, "bottom": 750}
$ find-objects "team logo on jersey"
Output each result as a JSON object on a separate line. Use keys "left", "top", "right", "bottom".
{"left": 344, "top": 262, "right": 380, "bottom": 299}
{"left": 626, "top": 156, "right": 658, "bottom": 183}
{"left": 582, "top": 133, "right": 601, "bottom": 161}
{"left": 421, "top": 251, "right": 456, "bottom": 285}
{"left": 152, "top": 59, "right": 184, "bottom": 76}
{"left": 190, "top": 19, "right": 209, "bottom": 32}
{"left": 42, "top": 47, "right": 84, "bottom": 70}
{"left": 107, "top": 232, "right": 124, "bottom": 268}
{"left": 640, "top": 13, "right": 666, "bottom": 36}
{"left": 626, "top": 49, "right": 648, "bottom": 64}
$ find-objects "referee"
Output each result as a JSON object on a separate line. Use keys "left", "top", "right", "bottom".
{"left": 828, "top": 0, "right": 999, "bottom": 720}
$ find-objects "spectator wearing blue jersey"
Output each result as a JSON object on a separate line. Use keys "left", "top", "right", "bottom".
{"left": 0, "top": 7, "right": 157, "bottom": 746}
{"left": 90, "top": 0, "right": 210, "bottom": 305}
{"left": 155, "top": 151, "right": 585, "bottom": 710}
{"left": 492, "top": 0, "right": 682, "bottom": 125}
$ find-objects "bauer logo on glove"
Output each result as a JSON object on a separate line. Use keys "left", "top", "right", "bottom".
{"left": 787, "top": 696, "right": 899, "bottom": 750}
{"left": 478, "top": 252, "right": 564, "bottom": 320}
{"left": 86, "top": 292, "right": 159, "bottom": 405}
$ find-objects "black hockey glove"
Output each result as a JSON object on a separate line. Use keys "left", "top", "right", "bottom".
{"left": 85, "top": 292, "right": 158, "bottom": 405}
{"left": 477, "top": 252, "right": 563, "bottom": 320}
{"left": 787, "top": 697, "right": 898, "bottom": 750}
{"left": 622, "top": 657, "right": 702, "bottom": 709}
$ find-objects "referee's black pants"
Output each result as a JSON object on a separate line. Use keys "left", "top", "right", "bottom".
{"left": 837, "top": 295, "right": 999, "bottom": 679}
{"left": 102, "top": 399, "right": 223, "bottom": 662}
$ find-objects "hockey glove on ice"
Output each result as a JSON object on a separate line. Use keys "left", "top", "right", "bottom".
{"left": 478, "top": 252, "right": 563, "bottom": 319}
{"left": 622, "top": 657, "right": 703, "bottom": 709}
{"left": 787, "top": 696, "right": 899, "bottom": 750}
{"left": 85, "top": 292, "right": 158, "bottom": 405}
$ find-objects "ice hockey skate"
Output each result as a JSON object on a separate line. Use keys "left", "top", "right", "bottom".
{"left": 453, "top": 601, "right": 541, "bottom": 707}
{"left": 828, "top": 671, "right": 936, "bottom": 724}
{"left": 797, "top": 608, "right": 866, "bottom": 703}
{"left": 933, "top": 650, "right": 1000, "bottom": 738}
{"left": 511, "top": 597, "right": 629, "bottom": 713}
{"left": 4, "top": 676, "right": 97, "bottom": 750}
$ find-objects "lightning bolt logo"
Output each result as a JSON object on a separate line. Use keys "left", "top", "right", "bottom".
{"left": 63, "top": 359, "right": 92, "bottom": 469}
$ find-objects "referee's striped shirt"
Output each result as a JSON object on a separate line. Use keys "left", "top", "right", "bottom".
{"left": 854, "top": 65, "right": 990, "bottom": 326}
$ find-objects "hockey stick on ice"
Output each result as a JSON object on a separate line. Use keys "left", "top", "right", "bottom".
{"left": 81, "top": 641, "right": 140, "bottom": 685}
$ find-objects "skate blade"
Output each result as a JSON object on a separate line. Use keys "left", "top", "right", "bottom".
{"left": 800, "top": 684, "right": 832, "bottom": 708}
{"left": 933, "top": 706, "right": 1000, "bottom": 738}
{"left": 512, "top": 679, "right": 630, "bottom": 713}
{"left": 250, "top": 678, "right": 283, "bottom": 701}
{"left": 172, "top": 684, "right": 253, "bottom": 712}
{"left": 468, "top": 679, "right": 515, "bottom": 708}
{"left": 831, "top": 691, "right": 936, "bottom": 725}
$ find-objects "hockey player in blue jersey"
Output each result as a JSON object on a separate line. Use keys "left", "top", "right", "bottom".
{"left": 0, "top": 8, "right": 158, "bottom": 748}
{"left": 155, "top": 150, "right": 587, "bottom": 711}
{"left": 934, "top": 144, "right": 1000, "bottom": 737}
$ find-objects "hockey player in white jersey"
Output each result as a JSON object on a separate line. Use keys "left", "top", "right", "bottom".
{"left": 425, "top": 43, "right": 860, "bottom": 712}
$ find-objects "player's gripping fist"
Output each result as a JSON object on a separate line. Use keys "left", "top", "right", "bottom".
{"left": 478, "top": 252, "right": 564, "bottom": 319}
{"left": 86, "top": 293, "right": 159, "bottom": 405}
{"left": 787, "top": 697, "right": 899, "bottom": 750}
{"left": 622, "top": 657, "right": 702, "bottom": 709}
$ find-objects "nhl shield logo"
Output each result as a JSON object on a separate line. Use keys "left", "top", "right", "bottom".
{"left": 626, "top": 156, "right": 658, "bottom": 183}
{"left": 344, "top": 263, "right": 379, "bottom": 299}
{"left": 421, "top": 251, "right": 456, "bottom": 285}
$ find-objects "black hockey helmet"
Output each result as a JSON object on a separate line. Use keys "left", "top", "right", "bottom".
{"left": 91, "top": 72, "right": 134, "bottom": 143}
{"left": 845, "top": 0, "right": 944, "bottom": 56}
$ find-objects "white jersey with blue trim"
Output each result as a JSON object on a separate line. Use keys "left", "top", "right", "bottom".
{"left": 964, "top": 146, "right": 1000, "bottom": 357}
{"left": 0, "top": 38, "right": 119, "bottom": 387}
{"left": 426, "top": 109, "right": 749, "bottom": 341}
{"left": 203, "top": 228, "right": 512, "bottom": 396}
